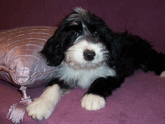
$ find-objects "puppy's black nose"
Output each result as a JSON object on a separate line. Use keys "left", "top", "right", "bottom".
{"left": 83, "top": 49, "right": 96, "bottom": 61}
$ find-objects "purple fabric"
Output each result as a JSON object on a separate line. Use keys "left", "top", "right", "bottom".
{"left": 0, "top": 26, "right": 57, "bottom": 88}
{"left": 0, "top": 0, "right": 165, "bottom": 53}
{"left": 0, "top": 71, "right": 165, "bottom": 124}
{"left": 0, "top": 0, "right": 165, "bottom": 124}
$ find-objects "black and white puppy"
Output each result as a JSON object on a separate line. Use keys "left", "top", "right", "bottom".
{"left": 27, "top": 7, "right": 165, "bottom": 120}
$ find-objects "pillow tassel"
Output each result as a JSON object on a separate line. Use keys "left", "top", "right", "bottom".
{"left": 6, "top": 86, "right": 32, "bottom": 124}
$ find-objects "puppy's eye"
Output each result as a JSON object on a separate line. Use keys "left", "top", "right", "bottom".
{"left": 73, "top": 31, "right": 80, "bottom": 37}
{"left": 94, "top": 31, "right": 98, "bottom": 36}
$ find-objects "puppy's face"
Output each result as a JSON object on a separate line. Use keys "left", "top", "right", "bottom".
{"left": 41, "top": 8, "right": 113, "bottom": 69}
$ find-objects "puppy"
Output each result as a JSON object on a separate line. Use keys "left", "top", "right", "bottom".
{"left": 26, "top": 7, "right": 165, "bottom": 120}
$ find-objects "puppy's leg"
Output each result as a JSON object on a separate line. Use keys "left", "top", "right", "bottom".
{"left": 81, "top": 77, "right": 124, "bottom": 111}
{"left": 26, "top": 84, "right": 62, "bottom": 120}
{"left": 140, "top": 49, "right": 165, "bottom": 77}
{"left": 156, "top": 53, "right": 165, "bottom": 78}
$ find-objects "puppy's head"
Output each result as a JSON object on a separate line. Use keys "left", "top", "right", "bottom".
{"left": 41, "top": 7, "right": 114, "bottom": 69}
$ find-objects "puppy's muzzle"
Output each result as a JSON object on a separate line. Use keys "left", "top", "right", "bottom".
{"left": 83, "top": 49, "right": 96, "bottom": 61}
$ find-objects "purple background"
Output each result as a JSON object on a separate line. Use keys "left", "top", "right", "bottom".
{"left": 0, "top": 0, "right": 165, "bottom": 124}
{"left": 1, "top": 0, "right": 165, "bottom": 53}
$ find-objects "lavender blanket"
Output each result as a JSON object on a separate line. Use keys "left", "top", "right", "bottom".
{"left": 0, "top": 71, "right": 165, "bottom": 124}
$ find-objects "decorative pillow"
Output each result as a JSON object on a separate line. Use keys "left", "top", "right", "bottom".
{"left": 0, "top": 26, "right": 57, "bottom": 88}
{"left": 0, "top": 26, "right": 57, "bottom": 123}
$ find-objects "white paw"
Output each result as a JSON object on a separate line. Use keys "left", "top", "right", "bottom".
{"left": 160, "top": 71, "right": 165, "bottom": 78}
{"left": 26, "top": 97, "right": 54, "bottom": 120}
{"left": 81, "top": 94, "right": 106, "bottom": 111}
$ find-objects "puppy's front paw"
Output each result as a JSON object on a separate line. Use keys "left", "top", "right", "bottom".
{"left": 81, "top": 94, "right": 106, "bottom": 111}
{"left": 26, "top": 97, "right": 54, "bottom": 120}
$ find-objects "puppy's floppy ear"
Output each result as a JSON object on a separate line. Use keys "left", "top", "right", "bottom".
{"left": 40, "top": 30, "right": 65, "bottom": 66}
{"left": 99, "top": 26, "right": 119, "bottom": 59}
{"left": 100, "top": 26, "right": 114, "bottom": 47}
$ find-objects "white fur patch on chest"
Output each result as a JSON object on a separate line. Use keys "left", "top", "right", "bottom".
{"left": 56, "top": 63, "right": 116, "bottom": 89}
